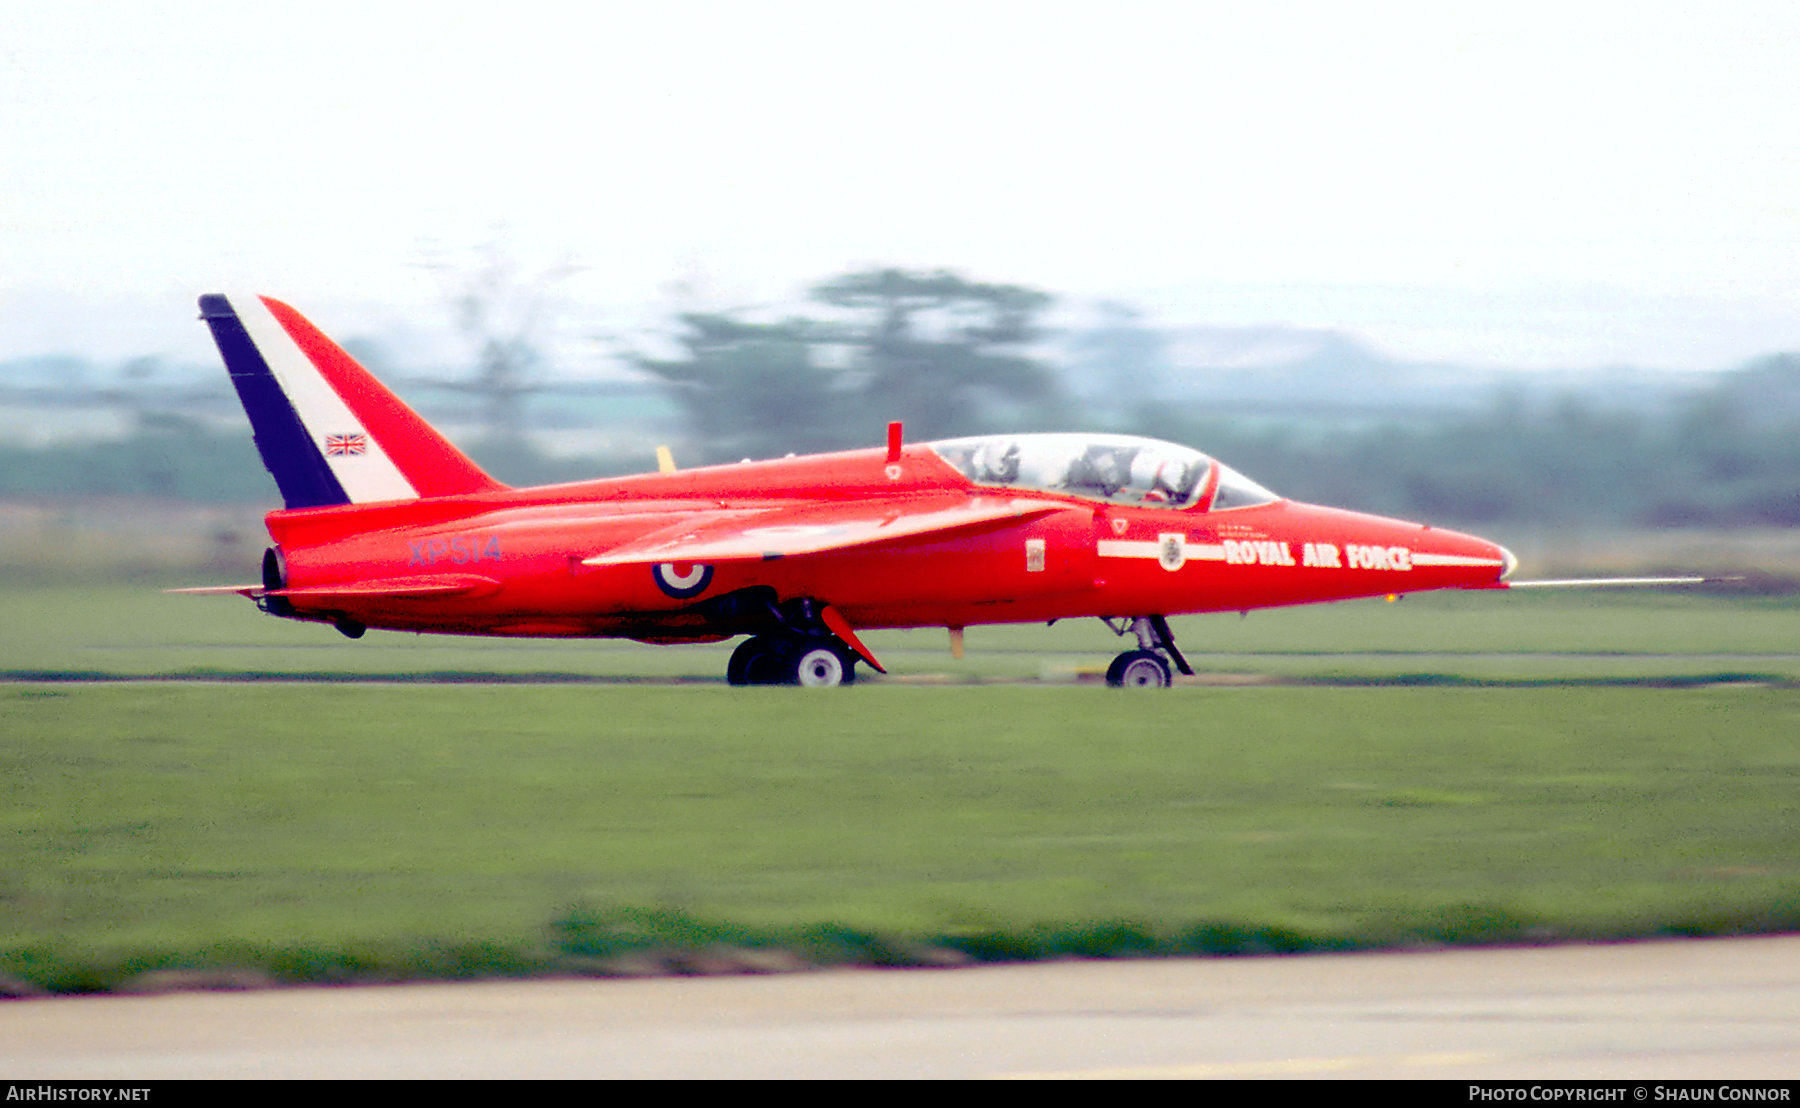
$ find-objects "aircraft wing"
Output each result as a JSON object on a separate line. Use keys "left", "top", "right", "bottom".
{"left": 581, "top": 496, "right": 1064, "bottom": 567}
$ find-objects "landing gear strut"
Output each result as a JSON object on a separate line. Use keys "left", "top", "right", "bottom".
{"left": 1102, "top": 615, "right": 1193, "bottom": 689}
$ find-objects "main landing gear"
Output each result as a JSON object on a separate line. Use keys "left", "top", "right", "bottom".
{"left": 1101, "top": 615, "right": 1194, "bottom": 689}
{"left": 722, "top": 593, "right": 867, "bottom": 688}
{"left": 727, "top": 633, "right": 859, "bottom": 688}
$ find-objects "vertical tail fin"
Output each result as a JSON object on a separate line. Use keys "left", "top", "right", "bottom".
{"left": 199, "top": 294, "right": 504, "bottom": 508}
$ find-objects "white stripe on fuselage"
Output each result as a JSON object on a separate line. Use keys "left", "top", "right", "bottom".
{"left": 1098, "top": 540, "right": 1226, "bottom": 560}
{"left": 1409, "top": 553, "right": 1505, "bottom": 567}
{"left": 231, "top": 294, "right": 416, "bottom": 504}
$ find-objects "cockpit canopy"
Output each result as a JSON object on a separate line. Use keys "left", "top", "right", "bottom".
{"left": 928, "top": 433, "right": 1279, "bottom": 511}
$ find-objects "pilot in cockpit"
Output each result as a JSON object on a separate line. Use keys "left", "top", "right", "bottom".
{"left": 970, "top": 439, "right": 1021, "bottom": 484}
{"left": 1133, "top": 450, "right": 1201, "bottom": 505}
{"left": 1064, "top": 443, "right": 1139, "bottom": 498}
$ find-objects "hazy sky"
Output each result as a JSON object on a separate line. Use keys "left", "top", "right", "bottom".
{"left": 3, "top": 1, "right": 1797, "bottom": 371}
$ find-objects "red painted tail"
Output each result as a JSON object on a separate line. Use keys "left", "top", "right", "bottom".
{"left": 200, "top": 294, "right": 506, "bottom": 508}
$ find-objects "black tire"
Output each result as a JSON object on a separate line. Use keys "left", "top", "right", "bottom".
{"left": 727, "top": 635, "right": 788, "bottom": 686}
{"left": 1106, "top": 649, "right": 1172, "bottom": 688}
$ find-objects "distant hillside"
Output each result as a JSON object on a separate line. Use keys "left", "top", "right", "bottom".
{"left": 1152, "top": 325, "right": 1716, "bottom": 421}
{"left": 1712, "top": 353, "right": 1800, "bottom": 429}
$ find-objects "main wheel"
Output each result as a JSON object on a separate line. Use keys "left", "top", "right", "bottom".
{"left": 1106, "top": 649, "right": 1172, "bottom": 688}
{"left": 727, "top": 635, "right": 789, "bottom": 686}
{"left": 790, "top": 639, "right": 856, "bottom": 688}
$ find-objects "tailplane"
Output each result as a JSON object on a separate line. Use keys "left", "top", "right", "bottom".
{"left": 199, "top": 294, "right": 504, "bottom": 508}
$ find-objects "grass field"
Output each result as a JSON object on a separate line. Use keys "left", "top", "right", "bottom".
{"left": 2, "top": 575, "right": 1798, "bottom": 993}
{"left": 7, "top": 579, "right": 1800, "bottom": 683}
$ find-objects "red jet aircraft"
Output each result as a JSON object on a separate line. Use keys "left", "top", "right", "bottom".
{"left": 181, "top": 294, "right": 1684, "bottom": 687}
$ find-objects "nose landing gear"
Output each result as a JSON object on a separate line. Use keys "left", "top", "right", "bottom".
{"left": 1102, "top": 615, "right": 1193, "bottom": 689}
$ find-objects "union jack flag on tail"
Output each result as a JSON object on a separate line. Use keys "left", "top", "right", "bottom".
{"left": 197, "top": 294, "right": 503, "bottom": 509}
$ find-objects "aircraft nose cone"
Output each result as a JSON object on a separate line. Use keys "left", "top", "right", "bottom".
{"left": 1499, "top": 545, "right": 1519, "bottom": 580}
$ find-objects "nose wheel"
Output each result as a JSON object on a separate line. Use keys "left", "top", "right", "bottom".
{"left": 1107, "top": 649, "right": 1172, "bottom": 688}
{"left": 1102, "top": 615, "right": 1193, "bottom": 689}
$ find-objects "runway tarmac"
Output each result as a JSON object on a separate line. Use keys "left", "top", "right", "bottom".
{"left": 4, "top": 935, "right": 1800, "bottom": 1079}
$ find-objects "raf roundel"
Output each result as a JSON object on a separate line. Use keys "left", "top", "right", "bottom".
{"left": 653, "top": 561, "right": 714, "bottom": 599}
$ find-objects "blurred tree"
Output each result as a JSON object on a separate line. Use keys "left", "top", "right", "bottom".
{"left": 633, "top": 312, "right": 852, "bottom": 463}
{"left": 415, "top": 243, "right": 580, "bottom": 453}
{"left": 810, "top": 268, "right": 1061, "bottom": 439}
{"left": 636, "top": 268, "right": 1062, "bottom": 460}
